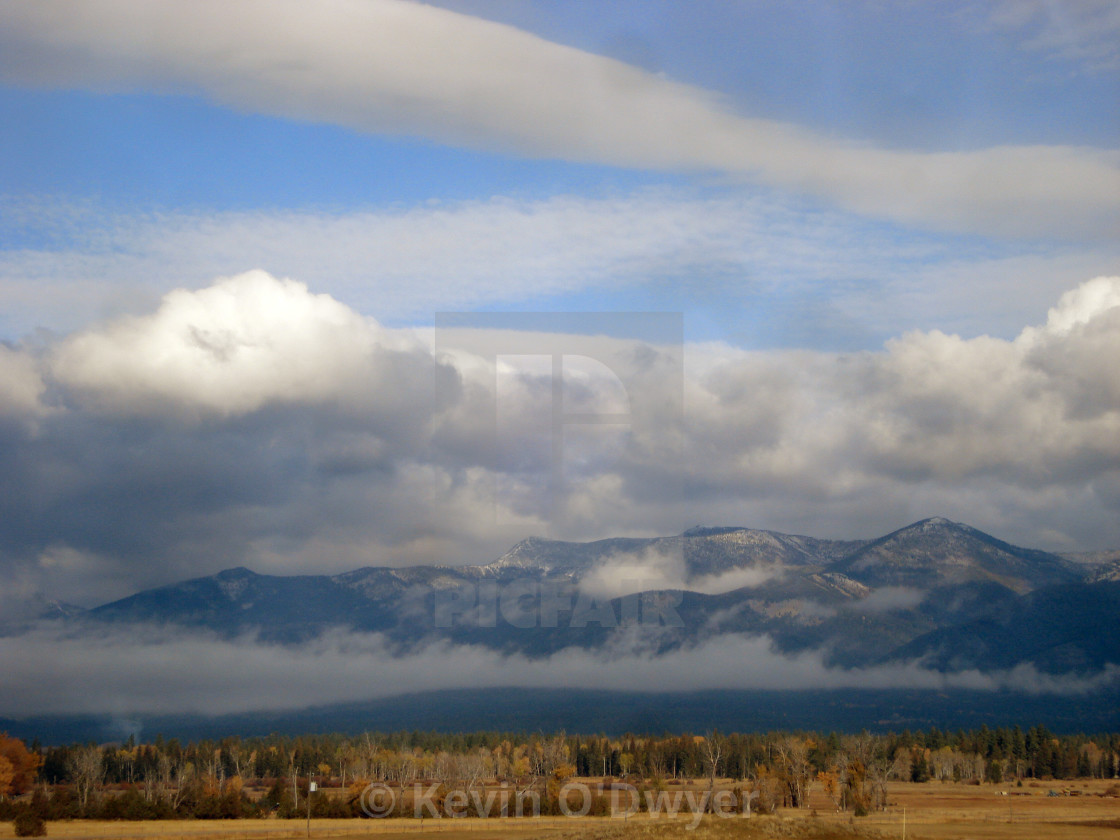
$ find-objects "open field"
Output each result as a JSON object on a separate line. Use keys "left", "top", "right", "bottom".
{"left": 3, "top": 779, "right": 1118, "bottom": 840}
{"left": 1, "top": 817, "right": 578, "bottom": 840}
{"left": 798, "top": 778, "right": 1120, "bottom": 838}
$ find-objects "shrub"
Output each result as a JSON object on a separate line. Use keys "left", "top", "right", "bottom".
{"left": 13, "top": 810, "right": 47, "bottom": 837}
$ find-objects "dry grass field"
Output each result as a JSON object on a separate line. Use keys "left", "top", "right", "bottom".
{"left": 814, "top": 777, "right": 1120, "bottom": 839}
{"left": 3, "top": 779, "right": 1118, "bottom": 840}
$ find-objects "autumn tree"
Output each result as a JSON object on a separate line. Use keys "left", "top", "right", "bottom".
{"left": 0, "top": 755, "right": 14, "bottom": 800}
{"left": 0, "top": 734, "right": 41, "bottom": 797}
{"left": 774, "top": 736, "right": 812, "bottom": 808}
{"left": 817, "top": 769, "right": 841, "bottom": 811}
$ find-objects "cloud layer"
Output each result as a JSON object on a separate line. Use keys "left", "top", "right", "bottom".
{"left": 3, "top": 192, "right": 1116, "bottom": 349}
{"left": 2, "top": 270, "right": 1120, "bottom": 611}
{"left": 0, "top": 0, "right": 1116, "bottom": 239}
{"left": 579, "top": 546, "right": 783, "bottom": 600}
{"left": 2, "top": 622, "right": 1113, "bottom": 718}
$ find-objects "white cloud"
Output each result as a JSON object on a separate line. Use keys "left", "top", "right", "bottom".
{"left": 0, "top": 266, "right": 1119, "bottom": 626}
{"left": 0, "top": 623, "right": 1111, "bottom": 718}
{"left": 983, "top": 0, "right": 1120, "bottom": 72}
{"left": 1037, "top": 274, "right": 1120, "bottom": 333}
{"left": 579, "top": 545, "right": 782, "bottom": 600}
{"left": 0, "top": 0, "right": 1116, "bottom": 238}
{"left": 51, "top": 270, "right": 418, "bottom": 416}
{"left": 681, "top": 276, "right": 1120, "bottom": 493}
{"left": 3, "top": 193, "right": 1116, "bottom": 349}
{"left": 5, "top": 271, "right": 1119, "bottom": 594}
{"left": 897, "top": 250, "right": 1120, "bottom": 342}
{"left": 852, "top": 587, "right": 926, "bottom": 614}
{"left": 0, "top": 191, "right": 926, "bottom": 339}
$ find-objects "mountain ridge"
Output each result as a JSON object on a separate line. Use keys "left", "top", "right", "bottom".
{"left": 75, "top": 516, "right": 1083, "bottom": 611}
{"left": 31, "top": 517, "right": 1119, "bottom": 678}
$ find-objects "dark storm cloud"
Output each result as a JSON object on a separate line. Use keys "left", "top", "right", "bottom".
{"left": 1, "top": 271, "right": 1120, "bottom": 617}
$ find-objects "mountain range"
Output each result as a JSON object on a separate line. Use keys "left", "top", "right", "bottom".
{"left": 37, "top": 517, "right": 1120, "bottom": 676}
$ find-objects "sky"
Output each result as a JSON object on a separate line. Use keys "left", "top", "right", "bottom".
{"left": 0, "top": 0, "right": 1119, "bottom": 631}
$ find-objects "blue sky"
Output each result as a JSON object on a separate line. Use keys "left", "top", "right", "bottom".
{"left": 1, "top": 0, "right": 1120, "bottom": 720}
{"left": 4, "top": 1, "right": 1118, "bottom": 214}
{"left": 432, "top": 0, "right": 1119, "bottom": 147}
{"left": 0, "top": 0, "right": 1117, "bottom": 346}
{"left": 0, "top": 0, "right": 1119, "bottom": 618}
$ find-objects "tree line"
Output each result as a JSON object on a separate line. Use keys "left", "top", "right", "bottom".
{"left": 0, "top": 725, "right": 1116, "bottom": 829}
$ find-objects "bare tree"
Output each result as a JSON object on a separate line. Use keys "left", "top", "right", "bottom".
{"left": 930, "top": 747, "right": 955, "bottom": 782}
{"left": 157, "top": 754, "right": 173, "bottom": 804}
{"left": 432, "top": 751, "right": 455, "bottom": 787}
{"left": 361, "top": 733, "right": 380, "bottom": 779}
{"left": 390, "top": 749, "right": 417, "bottom": 792}
{"left": 117, "top": 747, "right": 136, "bottom": 785}
{"left": 335, "top": 741, "right": 354, "bottom": 790}
{"left": 493, "top": 740, "right": 514, "bottom": 780}
{"left": 207, "top": 748, "right": 224, "bottom": 787}
{"left": 69, "top": 746, "right": 104, "bottom": 814}
{"left": 700, "top": 731, "right": 723, "bottom": 812}
{"left": 840, "top": 734, "right": 877, "bottom": 813}
{"left": 774, "top": 737, "right": 812, "bottom": 808}
{"left": 540, "top": 734, "right": 569, "bottom": 780}
{"left": 226, "top": 742, "right": 247, "bottom": 780}
{"left": 970, "top": 754, "right": 986, "bottom": 781}
{"left": 890, "top": 750, "right": 912, "bottom": 782}
{"left": 457, "top": 749, "right": 490, "bottom": 793}
{"left": 156, "top": 753, "right": 189, "bottom": 808}
{"left": 747, "top": 763, "right": 781, "bottom": 814}
{"left": 866, "top": 752, "right": 894, "bottom": 811}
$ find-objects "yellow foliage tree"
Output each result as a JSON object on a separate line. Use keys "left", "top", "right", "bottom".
{"left": 0, "top": 734, "right": 40, "bottom": 796}
{"left": 0, "top": 755, "right": 14, "bottom": 800}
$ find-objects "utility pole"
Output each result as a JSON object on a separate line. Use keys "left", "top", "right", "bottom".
{"left": 307, "top": 775, "right": 316, "bottom": 837}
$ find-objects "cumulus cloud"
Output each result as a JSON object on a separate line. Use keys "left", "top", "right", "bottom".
{"left": 2, "top": 272, "right": 1120, "bottom": 609}
{"left": 1038, "top": 274, "right": 1120, "bottom": 333}
{"left": 1, "top": 272, "right": 1119, "bottom": 719}
{"left": 0, "top": 623, "right": 1112, "bottom": 718}
{"left": 685, "top": 275, "right": 1120, "bottom": 491}
{"left": 0, "top": 0, "right": 1116, "bottom": 238}
{"left": 51, "top": 270, "right": 423, "bottom": 416}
